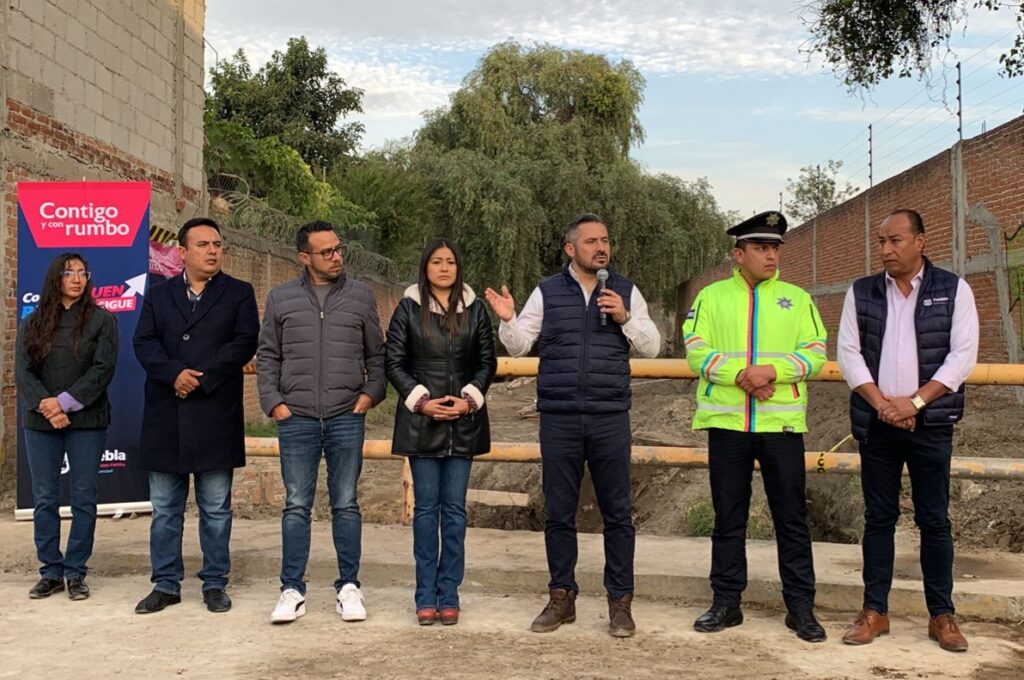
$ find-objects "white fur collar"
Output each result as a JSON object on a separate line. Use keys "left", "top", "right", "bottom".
{"left": 403, "top": 283, "right": 477, "bottom": 315}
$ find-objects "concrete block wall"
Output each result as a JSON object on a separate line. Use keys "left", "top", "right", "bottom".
{"left": 4, "top": 0, "right": 204, "bottom": 191}
{"left": 678, "top": 115, "right": 1024, "bottom": 366}
{"left": 1, "top": 0, "right": 208, "bottom": 482}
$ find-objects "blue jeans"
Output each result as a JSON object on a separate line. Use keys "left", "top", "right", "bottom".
{"left": 148, "top": 469, "right": 233, "bottom": 595}
{"left": 24, "top": 428, "right": 107, "bottom": 579}
{"left": 409, "top": 455, "right": 473, "bottom": 610}
{"left": 278, "top": 413, "right": 365, "bottom": 594}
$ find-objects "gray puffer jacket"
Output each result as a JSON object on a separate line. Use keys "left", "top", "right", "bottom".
{"left": 257, "top": 270, "right": 386, "bottom": 418}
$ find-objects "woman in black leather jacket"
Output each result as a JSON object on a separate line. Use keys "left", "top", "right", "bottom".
{"left": 385, "top": 239, "right": 497, "bottom": 626}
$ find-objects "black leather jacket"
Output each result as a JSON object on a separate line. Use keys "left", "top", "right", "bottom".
{"left": 385, "top": 285, "right": 497, "bottom": 456}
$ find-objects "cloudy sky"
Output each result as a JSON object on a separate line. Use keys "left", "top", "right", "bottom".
{"left": 205, "top": 1, "right": 1024, "bottom": 218}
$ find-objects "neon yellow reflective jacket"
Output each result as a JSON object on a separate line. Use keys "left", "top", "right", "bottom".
{"left": 682, "top": 268, "right": 827, "bottom": 433}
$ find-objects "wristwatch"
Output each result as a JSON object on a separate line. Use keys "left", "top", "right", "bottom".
{"left": 622, "top": 310, "right": 631, "bottom": 324}
{"left": 910, "top": 394, "right": 926, "bottom": 412}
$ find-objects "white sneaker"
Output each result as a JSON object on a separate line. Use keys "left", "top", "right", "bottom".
{"left": 271, "top": 588, "right": 306, "bottom": 624}
{"left": 336, "top": 583, "right": 367, "bottom": 621}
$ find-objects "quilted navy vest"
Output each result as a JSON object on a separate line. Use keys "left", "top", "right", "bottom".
{"left": 536, "top": 265, "right": 634, "bottom": 414}
{"left": 849, "top": 258, "right": 965, "bottom": 443}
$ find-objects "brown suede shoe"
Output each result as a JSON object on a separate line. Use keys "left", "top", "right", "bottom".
{"left": 439, "top": 607, "right": 459, "bottom": 626}
{"left": 530, "top": 588, "right": 576, "bottom": 633}
{"left": 929, "top": 613, "right": 968, "bottom": 652}
{"left": 842, "top": 608, "right": 890, "bottom": 645}
{"left": 608, "top": 593, "right": 636, "bottom": 638}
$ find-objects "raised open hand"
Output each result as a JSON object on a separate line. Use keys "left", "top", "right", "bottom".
{"left": 484, "top": 285, "right": 516, "bottom": 322}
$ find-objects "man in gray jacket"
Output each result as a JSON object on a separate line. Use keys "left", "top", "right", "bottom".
{"left": 257, "top": 221, "right": 386, "bottom": 624}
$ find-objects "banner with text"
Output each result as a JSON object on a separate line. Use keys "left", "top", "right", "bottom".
{"left": 16, "top": 181, "right": 151, "bottom": 514}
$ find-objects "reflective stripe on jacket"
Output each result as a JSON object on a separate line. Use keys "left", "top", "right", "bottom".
{"left": 682, "top": 268, "right": 827, "bottom": 433}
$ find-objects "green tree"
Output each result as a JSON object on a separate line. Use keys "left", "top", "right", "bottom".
{"left": 331, "top": 146, "right": 440, "bottom": 267}
{"left": 803, "top": 1, "right": 1024, "bottom": 90}
{"left": 419, "top": 41, "right": 645, "bottom": 160}
{"left": 411, "top": 42, "right": 731, "bottom": 304}
{"left": 204, "top": 37, "right": 378, "bottom": 240}
{"left": 207, "top": 37, "right": 364, "bottom": 170}
{"left": 204, "top": 109, "right": 372, "bottom": 227}
{"left": 784, "top": 160, "right": 860, "bottom": 223}
{"left": 411, "top": 142, "right": 551, "bottom": 297}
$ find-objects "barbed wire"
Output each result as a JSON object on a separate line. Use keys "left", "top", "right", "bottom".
{"left": 833, "top": 130, "right": 873, "bottom": 169}
{"left": 877, "top": 124, "right": 957, "bottom": 176}
{"left": 208, "top": 174, "right": 408, "bottom": 281}
{"left": 961, "top": 28, "right": 1018, "bottom": 77}
{"left": 876, "top": 103, "right": 955, "bottom": 149}
{"left": 823, "top": 128, "right": 867, "bottom": 165}
{"left": 963, "top": 70, "right": 1004, "bottom": 96}
{"left": 800, "top": 28, "right": 1019, "bottom": 195}
{"left": 984, "top": 95, "right": 1024, "bottom": 121}
{"left": 971, "top": 77, "right": 1024, "bottom": 109}
{"left": 875, "top": 115, "right": 955, "bottom": 165}
{"left": 869, "top": 83, "right": 933, "bottom": 132}
{"left": 874, "top": 101, "right": 952, "bottom": 141}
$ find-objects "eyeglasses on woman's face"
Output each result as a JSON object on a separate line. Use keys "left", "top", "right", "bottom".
{"left": 61, "top": 269, "right": 91, "bottom": 281}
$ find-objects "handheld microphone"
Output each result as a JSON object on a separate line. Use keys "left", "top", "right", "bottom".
{"left": 596, "top": 268, "right": 609, "bottom": 326}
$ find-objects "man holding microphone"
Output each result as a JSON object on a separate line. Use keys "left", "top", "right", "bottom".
{"left": 485, "top": 213, "right": 661, "bottom": 638}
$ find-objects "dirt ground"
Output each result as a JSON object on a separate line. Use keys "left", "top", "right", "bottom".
{"left": 0, "top": 575, "right": 1020, "bottom": 680}
{"left": 2, "top": 380, "right": 1023, "bottom": 679}
{"left": 354, "top": 378, "right": 1024, "bottom": 551}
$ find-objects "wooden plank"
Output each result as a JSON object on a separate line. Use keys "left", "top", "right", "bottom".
{"left": 465, "top": 489, "right": 530, "bottom": 507}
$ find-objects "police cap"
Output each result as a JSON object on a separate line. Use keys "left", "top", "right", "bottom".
{"left": 727, "top": 211, "right": 787, "bottom": 243}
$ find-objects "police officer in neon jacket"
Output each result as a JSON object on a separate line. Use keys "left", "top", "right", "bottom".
{"left": 682, "top": 211, "right": 828, "bottom": 643}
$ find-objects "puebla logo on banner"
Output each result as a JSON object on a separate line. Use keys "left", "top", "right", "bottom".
{"left": 15, "top": 180, "right": 153, "bottom": 515}
{"left": 17, "top": 181, "right": 150, "bottom": 316}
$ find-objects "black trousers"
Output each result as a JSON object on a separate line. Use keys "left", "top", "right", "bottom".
{"left": 707, "top": 428, "right": 816, "bottom": 612}
{"left": 860, "top": 420, "right": 955, "bottom": 616}
{"left": 539, "top": 411, "right": 635, "bottom": 598}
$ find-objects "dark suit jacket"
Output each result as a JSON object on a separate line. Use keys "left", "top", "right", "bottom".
{"left": 133, "top": 271, "right": 259, "bottom": 473}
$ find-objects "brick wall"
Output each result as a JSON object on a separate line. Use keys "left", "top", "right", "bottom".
{"left": 1, "top": 0, "right": 207, "bottom": 482}
{"left": 678, "top": 115, "right": 1024, "bottom": 366}
{"left": 220, "top": 227, "right": 405, "bottom": 424}
{"left": 196, "top": 230, "right": 404, "bottom": 512}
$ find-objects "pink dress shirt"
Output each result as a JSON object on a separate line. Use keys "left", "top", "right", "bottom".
{"left": 837, "top": 265, "right": 979, "bottom": 397}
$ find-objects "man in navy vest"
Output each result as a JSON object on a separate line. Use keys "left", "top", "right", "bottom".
{"left": 837, "top": 209, "right": 978, "bottom": 652}
{"left": 485, "top": 213, "right": 661, "bottom": 637}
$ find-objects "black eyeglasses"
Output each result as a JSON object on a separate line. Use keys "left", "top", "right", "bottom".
{"left": 304, "top": 246, "right": 343, "bottom": 259}
{"left": 61, "top": 270, "right": 91, "bottom": 280}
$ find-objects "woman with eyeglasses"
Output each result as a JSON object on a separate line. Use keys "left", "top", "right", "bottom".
{"left": 15, "top": 253, "right": 119, "bottom": 601}
{"left": 385, "top": 239, "right": 497, "bottom": 626}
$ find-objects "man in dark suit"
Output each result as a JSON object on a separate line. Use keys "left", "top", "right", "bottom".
{"left": 132, "top": 217, "right": 259, "bottom": 614}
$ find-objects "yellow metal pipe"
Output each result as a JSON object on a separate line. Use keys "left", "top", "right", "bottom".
{"left": 496, "top": 358, "right": 1024, "bottom": 384}
{"left": 245, "top": 438, "right": 1024, "bottom": 480}
{"left": 248, "top": 359, "right": 1024, "bottom": 384}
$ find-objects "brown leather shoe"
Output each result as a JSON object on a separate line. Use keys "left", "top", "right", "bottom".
{"left": 929, "top": 613, "right": 968, "bottom": 652}
{"left": 439, "top": 607, "right": 459, "bottom": 625}
{"left": 842, "top": 608, "right": 890, "bottom": 645}
{"left": 608, "top": 593, "right": 636, "bottom": 638}
{"left": 530, "top": 588, "right": 576, "bottom": 633}
{"left": 416, "top": 608, "right": 438, "bottom": 626}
